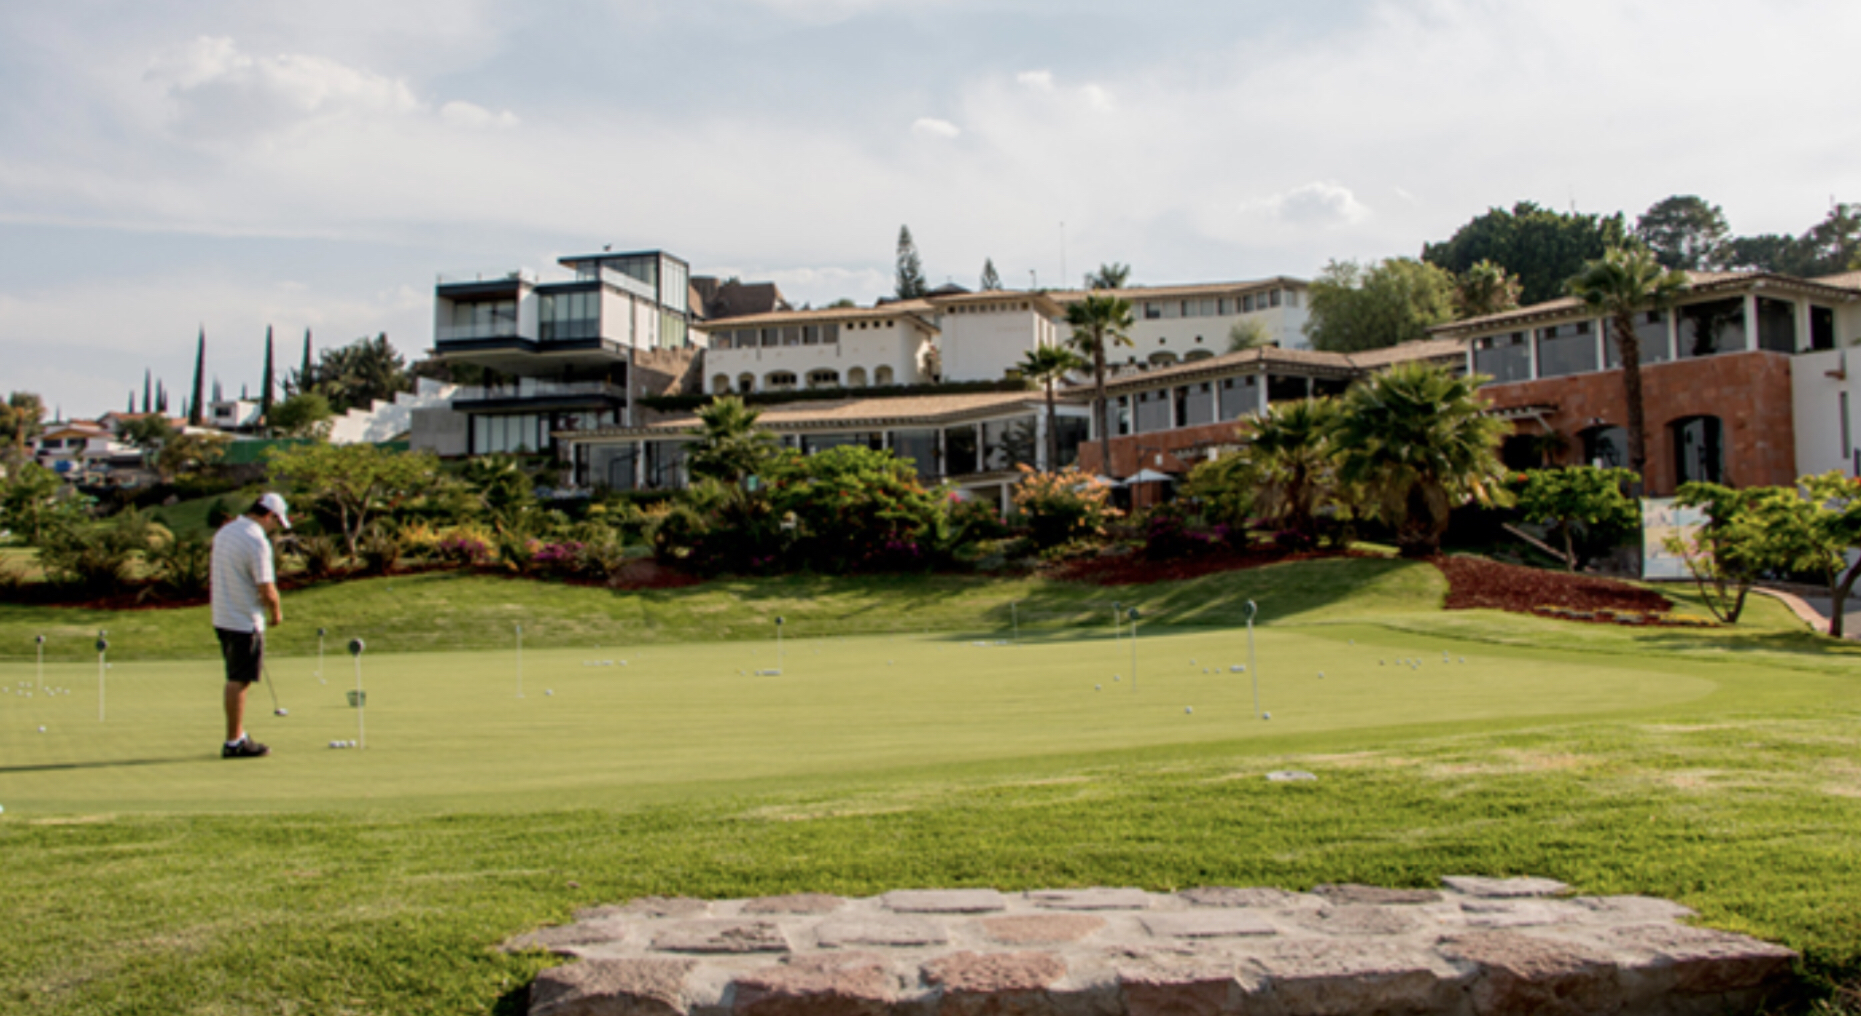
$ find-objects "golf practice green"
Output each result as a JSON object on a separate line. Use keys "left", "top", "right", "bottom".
{"left": 0, "top": 626, "right": 1716, "bottom": 815}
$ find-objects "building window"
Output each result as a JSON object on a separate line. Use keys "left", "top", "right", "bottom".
{"left": 443, "top": 299, "right": 518, "bottom": 341}
{"left": 1811, "top": 306, "right": 1836, "bottom": 351}
{"left": 539, "top": 290, "right": 599, "bottom": 342}
{"left": 806, "top": 369, "right": 840, "bottom": 389}
{"left": 711, "top": 374, "right": 730, "bottom": 394}
{"left": 1672, "top": 415, "right": 1725, "bottom": 484}
{"left": 1580, "top": 425, "right": 1628, "bottom": 468}
{"left": 1144, "top": 302, "right": 1162, "bottom": 320}
{"left": 1473, "top": 331, "right": 1531, "bottom": 383}
{"left": 846, "top": 367, "right": 868, "bottom": 387}
{"left": 875, "top": 365, "right": 895, "bottom": 385}
{"left": 1755, "top": 297, "right": 1797, "bottom": 353}
{"left": 1286, "top": 290, "right": 1300, "bottom": 308}
{"left": 737, "top": 373, "right": 756, "bottom": 393}
{"left": 1148, "top": 351, "right": 1178, "bottom": 366}
{"left": 1678, "top": 298, "right": 1745, "bottom": 358}
{"left": 767, "top": 371, "right": 798, "bottom": 391}
{"left": 761, "top": 328, "right": 780, "bottom": 348}
{"left": 1269, "top": 290, "right": 1282, "bottom": 308}
{"left": 1537, "top": 320, "right": 1597, "bottom": 378}
{"left": 1184, "top": 349, "right": 1214, "bottom": 362}
{"left": 783, "top": 326, "right": 803, "bottom": 346}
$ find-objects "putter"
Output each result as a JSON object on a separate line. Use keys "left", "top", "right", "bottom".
{"left": 262, "top": 661, "right": 288, "bottom": 716}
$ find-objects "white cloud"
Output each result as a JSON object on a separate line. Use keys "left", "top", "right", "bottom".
{"left": 1016, "top": 70, "right": 1053, "bottom": 91}
{"left": 148, "top": 36, "right": 421, "bottom": 138}
{"left": 1259, "top": 182, "right": 1372, "bottom": 227}
{"left": 911, "top": 117, "right": 960, "bottom": 139}
{"left": 440, "top": 100, "right": 519, "bottom": 130}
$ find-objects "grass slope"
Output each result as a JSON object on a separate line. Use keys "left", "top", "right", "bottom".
{"left": 0, "top": 557, "right": 1857, "bottom": 1014}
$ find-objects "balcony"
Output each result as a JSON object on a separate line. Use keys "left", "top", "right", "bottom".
{"left": 452, "top": 379, "right": 629, "bottom": 412}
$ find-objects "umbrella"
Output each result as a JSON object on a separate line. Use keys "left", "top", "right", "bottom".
{"left": 1124, "top": 468, "right": 1176, "bottom": 484}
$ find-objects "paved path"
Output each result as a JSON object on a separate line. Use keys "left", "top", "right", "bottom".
{"left": 511, "top": 879, "right": 1795, "bottom": 1016}
{"left": 1756, "top": 586, "right": 1861, "bottom": 638}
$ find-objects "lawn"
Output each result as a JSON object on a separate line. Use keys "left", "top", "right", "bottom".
{"left": 1, "top": 557, "right": 1858, "bottom": 1014}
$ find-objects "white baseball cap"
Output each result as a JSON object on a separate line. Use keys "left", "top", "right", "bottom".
{"left": 257, "top": 492, "right": 292, "bottom": 529}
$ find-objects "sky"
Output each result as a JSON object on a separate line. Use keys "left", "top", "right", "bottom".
{"left": 2, "top": 0, "right": 1858, "bottom": 417}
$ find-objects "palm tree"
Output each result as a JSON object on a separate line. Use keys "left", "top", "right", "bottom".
{"left": 1245, "top": 397, "right": 1343, "bottom": 543}
{"left": 688, "top": 396, "right": 778, "bottom": 485}
{"left": 1333, "top": 361, "right": 1512, "bottom": 558}
{"left": 1567, "top": 247, "right": 1688, "bottom": 486}
{"left": 1085, "top": 263, "right": 1131, "bottom": 290}
{"left": 1018, "top": 344, "right": 1085, "bottom": 471}
{"left": 1065, "top": 293, "right": 1135, "bottom": 475}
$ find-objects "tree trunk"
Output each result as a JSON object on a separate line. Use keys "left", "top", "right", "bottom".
{"left": 1830, "top": 557, "right": 1861, "bottom": 639}
{"left": 1044, "top": 381, "right": 1059, "bottom": 472}
{"left": 1615, "top": 312, "right": 1647, "bottom": 492}
{"left": 1093, "top": 334, "right": 1111, "bottom": 478}
{"left": 1562, "top": 524, "right": 1577, "bottom": 572}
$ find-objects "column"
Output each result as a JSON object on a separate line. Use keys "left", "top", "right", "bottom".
{"left": 1256, "top": 372, "right": 1269, "bottom": 415}
{"left": 1034, "top": 412, "right": 1048, "bottom": 472}
{"left": 1527, "top": 329, "right": 1540, "bottom": 380}
{"left": 1743, "top": 294, "right": 1760, "bottom": 352}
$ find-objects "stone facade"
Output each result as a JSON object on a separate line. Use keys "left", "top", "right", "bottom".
{"left": 513, "top": 879, "right": 1796, "bottom": 1016}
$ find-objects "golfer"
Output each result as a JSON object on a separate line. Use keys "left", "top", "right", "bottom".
{"left": 211, "top": 493, "right": 289, "bottom": 758}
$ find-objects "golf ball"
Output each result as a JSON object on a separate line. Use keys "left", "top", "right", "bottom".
{"left": 38, "top": 726, "right": 46, "bottom": 733}
{"left": 546, "top": 689, "right": 554, "bottom": 696}
{"left": 1095, "top": 684, "right": 1102, "bottom": 691}
{"left": 1184, "top": 706, "right": 1193, "bottom": 714}
{"left": 1317, "top": 672, "right": 1325, "bottom": 678}
{"left": 1262, "top": 712, "right": 1272, "bottom": 720}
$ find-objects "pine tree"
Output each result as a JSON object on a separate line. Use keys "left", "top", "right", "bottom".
{"left": 980, "top": 258, "right": 1002, "bottom": 291}
{"left": 142, "top": 370, "right": 152, "bottom": 414}
{"left": 127, "top": 392, "right": 135, "bottom": 412}
{"left": 188, "top": 328, "right": 206, "bottom": 426}
{"left": 261, "top": 325, "right": 276, "bottom": 417}
{"left": 157, "top": 380, "right": 168, "bottom": 414}
{"left": 895, "top": 225, "right": 927, "bottom": 299}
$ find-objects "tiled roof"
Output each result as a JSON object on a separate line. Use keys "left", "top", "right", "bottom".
{"left": 571, "top": 391, "right": 1044, "bottom": 440}
{"left": 1047, "top": 277, "right": 1309, "bottom": 304}
{"left": 924, "top": 289, "right": 1068, "bottom": 317}
{"left": 1432, "top": 269, "right": 1861, "bottom": 338}
{"left": 700, "top": 301, "right": 938, "bottom": 330}
{"left": 1091, "top": 340, "right": 1459, "bottom": 395}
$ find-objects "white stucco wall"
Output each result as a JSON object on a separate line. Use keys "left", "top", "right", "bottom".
{"left": 1793, "top": 347, "right": 1859, "bottom": 478}
{"left": 937, "top": 302, "right": 1056, "bottom": 382}
{"left": 1122, "top": 295, "right": 1311, "bottom": 363}
{"left": 705, "top": 321, "right": 930, "bottom": 392}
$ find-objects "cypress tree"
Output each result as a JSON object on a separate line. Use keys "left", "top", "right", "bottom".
{"left": 142, "top": 370, "right": 152, "bottom": 414}
{"left": 895, "top": 225, "right": 927, "bottom": 299}
{"left": 157, "top": 380, "right": 168, "bottom": 414}
{"left": 300, "top": 328, "right": 314, "bottom": 393}
{"left": 261, "top": 326, "right": 275, "bottom": 417}
{"left": 188, "top": 328, "right": 206, "bottom": 426}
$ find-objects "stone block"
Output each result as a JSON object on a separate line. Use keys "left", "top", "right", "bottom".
{"left": 529, "top": 957, "right": 695, "bottom": 1016}
{"left": 1179, "top": 887, "right": 1323, "bottom": 910}
{"left": 1440, "top": 930, "right": 1621, "bottom": 1016}
{"left": 506, "top": 919, "right": 632, "bottom": 955}
{"left": 980, "top": 914, "right": 1107, "bottom": 945}
{"left": 922, "top": 950, "right": 1068, "bottom": 1015}
{"left": 732, "top": 951, "right": 897, "bottom": 1016}
{"left": 1026, "top": 888, "right": 1153, "bottom": 911}
{"left": 653, "top": 920, "right": 790, "bottom": 954}
{"left": 1312, "top": 884, "right": 1440, "bottom": 905}
{"left": 1293, "top": 905, "right": 1421, "bottom": 937}
{"left": 882, "top": 889, "right": 1008, "bottom": 913}
{"left": 1244, "top": 939, "right": 1450, "bottom": 1016}
{"left": 1139, "top": 912, "right": 1277, "bottom": 940}
{"left": 1458, "top": 899, "right": 1585, "bottom": 929}
{"left": 1606, "top": 922, "right": 1797, "bottom": 996}
{"left": 742, "top": 893, "right": 845, "bottom": 915}
{"left": 1443, "top": 876, "right": 1569, "bottom": 899}
{"left": 1570, "top": 896, "right": 1695, "bottom": 923}
{"left": 816, "top": 916, "right": 951, "bottom": 948}
{"left": 597, "top": 896, "right": 711, "bottom": 919}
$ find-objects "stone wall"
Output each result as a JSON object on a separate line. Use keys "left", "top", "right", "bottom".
{"left": 513, "top": 879, "right": 1796, "bottom": 1016}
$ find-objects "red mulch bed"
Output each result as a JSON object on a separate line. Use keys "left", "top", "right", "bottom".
{"left": 1432, "top": 554, "right": 1702, "bottom": 626}
{"left": 1047, "top": 547, "right": 1372, "bottom": 586}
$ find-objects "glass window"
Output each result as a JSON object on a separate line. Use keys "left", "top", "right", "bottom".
{"left": 1217, "top": 298, "right": 1231, "bottom": 315}
{"left": 1678, "top": 298, "right": 1745, "bottom": 358}
{"left": 1269, "top": 290, "right": 1282, "bottom": 308}
{"left": 1135, "top": 390, "right": 1172, "bottom": 433}
{"left": 1199, "top": 299, "right": 1217, "bottom": 317}
{"left": 1756, "top": 297, "right": 1796, "bottom": 353}
{"left": 783, "top": 326, "right": 802, "bottom": 346}
{"left": 1536, "top": 321, "right": 1597, "bottom": 378}
{"left": 945, "top": 426, "right": 979, "bottom": 475}
{"left": 1812, "top": 306, "right": 1836, "bottom": 351}
{"left": 892, "top": 429, "right": 938, "bottom": 479}
{"left": 983, "top": 416, "right": 1038, "bottom": 471}
{"left": 1218, "top": 374, "right": 1258, "bottom": 419}
{"left": 1242, "top": 295, "right": 1255, "bottom": 312}
{"left": 1473, "top": 332, "right": 1531, "bottom": 383}
{"left": 846, "top": 367, "right": 867, "bottom": 387}
{"left": 1606, "top": 310, "right": 1672, "bottom": 368}
{"left": 1673, "top": 415, "right": 1724, "bottom": 484}
{"left": 1580, "top": 425, "right": 1628, "bottom": 468}
{"left": 807, "top": 369, "right": 840, "bottom": 389}
{"left": 1053, "top": 416, "right": 1089, "bottom": 469}
{"left": 1144, "top": 302, "right": 1162, "bottom": 320}
{"left": 766, "top": 371, "right": 797, "bottom": 390}
{"left": 875, "top": 365, "right": 895, "bottom": 385}
{"left": 823, "top": 323, "right": 839, "bottom": 344}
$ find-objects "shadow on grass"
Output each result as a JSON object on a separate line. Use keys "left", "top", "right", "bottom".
{"left": 0, "top": 755, "right": 203, "bottom": 774}
{"left": 492, "top": 984, "right": 529, "bottom": 1016}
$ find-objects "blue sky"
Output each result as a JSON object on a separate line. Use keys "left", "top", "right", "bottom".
{"left": 3, "top": 0, "right": 1858, "bottom": 416}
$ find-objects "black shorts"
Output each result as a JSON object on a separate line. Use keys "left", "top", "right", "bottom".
{"left": 216, "top": 628, "right": 264, "bottom": 685}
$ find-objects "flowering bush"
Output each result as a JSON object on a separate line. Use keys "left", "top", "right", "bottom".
{"left": 1011, "top": 466, "right": 1119, "bottom": 550}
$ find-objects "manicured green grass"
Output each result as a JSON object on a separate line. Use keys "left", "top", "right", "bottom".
{"left": 0, "top": 558, "right": 1857, "bottom": 1014}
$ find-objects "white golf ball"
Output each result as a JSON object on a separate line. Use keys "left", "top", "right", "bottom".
{"left": 546, "top": 689, "right": 554, "bottom": 696}
{"left": 1318, "top": 672, "right": 1325, "bottom": 678}
{"left": 1184, "top": 706, "right": 1193, "bottom": 714}
{"left": 38, "top": 726, "right": 46, "bottom": 733}
{"left": 1262, "top": 712, "right": 1271, "bottom": 720}
{"left": 1095, "top": 684, "right": 1102, "bottom": 691}
{"left": 1113, "top": 675, "right": 1120, "bottom": 681}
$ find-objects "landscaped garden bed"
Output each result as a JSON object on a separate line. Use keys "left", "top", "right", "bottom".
{"left": 1431, "top": 554, "right": 1713, "bottom": 626}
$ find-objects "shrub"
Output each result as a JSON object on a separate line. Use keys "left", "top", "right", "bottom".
{"left": 36, "top": 511, "right": 154, "bottom": 592}
{"left": 1142, "top": 503, "right": 1212, "bottom": 561}
{"left": 492, "top": 530, "right": 540, "bottom": 574}
{"left": 291, "top": 534, "right": 343, "bottom": 579}
{"left": 766, "top": 447, "right": 944, "bottom": 573}
{"left": 146, "top": 532, "right": 213, "bottom": 596}
{"left": 357, "top": 527, "right": 406, "bottom": 575}
{"left": 1011, "top": 466, "right": 1119, "bottom": 550}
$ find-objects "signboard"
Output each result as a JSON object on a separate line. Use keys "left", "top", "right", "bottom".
{"left": 1641, "top": 497, "right": 1706, "bottom": 581}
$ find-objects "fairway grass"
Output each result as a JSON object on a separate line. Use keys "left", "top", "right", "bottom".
{"left": 1, "top": 557, "right": 1858, "bottom": 1014}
